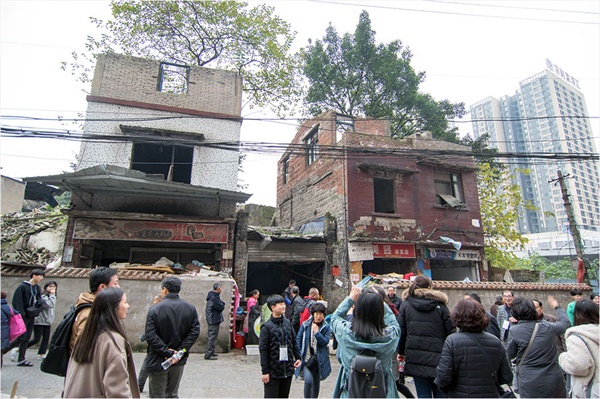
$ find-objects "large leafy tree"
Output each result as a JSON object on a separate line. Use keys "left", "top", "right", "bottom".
{"left": 478, "top": 162, "right": 534, "bottom": 269}
{"left": 301, "top": 11, "right": 465, "bottom": 140}
{"left": 63, "top": 1, "right": 301, "bottom": 115}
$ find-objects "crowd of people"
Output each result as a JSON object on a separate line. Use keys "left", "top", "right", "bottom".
{"left": 1, "top": 271, "right": 599, "bottom": 399}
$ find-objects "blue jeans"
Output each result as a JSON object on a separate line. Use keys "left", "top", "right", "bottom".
{"left": 413, "top": 376, "right": 444, "bottom": 398}
{"left": 303, "top": 366, "right": 320, "bottom": 398}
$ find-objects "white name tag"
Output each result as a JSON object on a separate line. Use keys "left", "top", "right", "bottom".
{"left": 502, "top": 320, "right": 510, "bottom": 330}
{"left": 279, "top": 346, "right": 288, "bottom": 361}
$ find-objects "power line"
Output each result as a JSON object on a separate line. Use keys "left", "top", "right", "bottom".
{"left": 421, "top": 0, "right": 600, "bottom": 15}
{"left": 308, "top": 0, "right": 600, "bottom": 25}
{"left": 2, "top": 126, "right": 597, "bottom": 162}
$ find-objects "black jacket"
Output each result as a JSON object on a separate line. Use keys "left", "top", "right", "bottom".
{"left": 205, "top": 291, "right": 225, "bottom": 325}
{"left": 12, "top": 281, "right": 42, "bottom": 321}
{"left": 389, "top": 294, "right": 402, "bottom": 310}
{"left": 144, "top": 293, "right": 200, "bottom": 372}
{"left": 259, "top": 315, "right": 300, "bottom": 378}
{"left": 435, "top": 331, "right": 513, "bottom": 397}
{"left": 486, "top": 311, "right": 501, "bottom": 340}
{"left": 289, "top": 295, "right": 305, "bottom": 331}
{"left": 398, "top": 288, "right": 455, "bottom": 379}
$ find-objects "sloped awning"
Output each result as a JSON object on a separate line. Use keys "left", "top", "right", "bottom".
{"left": 23, "top": 164, "right": 252, "bottom": 203}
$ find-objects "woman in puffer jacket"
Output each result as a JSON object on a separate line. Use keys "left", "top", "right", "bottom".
{"left": 435, "top": 299, "right": 513, "bottom": 397}
{"left": 559, "top": 299, "right": 599, "bottom": 398}
{"left": 398, "top": 275, "right": 455, "bottom": 398}
{"left": 27, "top": 281, "right": 57, "bottom": 359}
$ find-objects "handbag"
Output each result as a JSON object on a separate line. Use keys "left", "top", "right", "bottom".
{"left": 3, "top": 307, "right": 27, "bottom": 342}
{"left": 306, "top": 346, "right": 318, "bottom": 372}
{"left": 26, "top": 301, "right": 44, "bottom": 318}
{"left": 465, "top": 332, "right": 516, "bottom": 398}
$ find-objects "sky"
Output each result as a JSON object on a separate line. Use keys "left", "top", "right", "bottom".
{"left": 1, "top": 0, "right": 599, "bottom": 207}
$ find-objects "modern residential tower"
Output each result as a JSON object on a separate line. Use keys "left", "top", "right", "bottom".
{"left": 470, "top": 59, "right": 599, "bottom": 259}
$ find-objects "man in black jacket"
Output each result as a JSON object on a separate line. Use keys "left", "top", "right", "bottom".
{"left": 259, "top": 294, "right": 301, "bottom": 398}
{"left": 205, "top": 283, "right": 225, "bottom": 360}
{"left": 289, "top": 286, "right": 305, "bottom": 333}
{"left": 145, "top": 277, "right": 200, "bottom": 398}
{"left": 10, "top": 268, "right": 44, "bottom": 366}
{"left": 387, "top": 286, "right": 402, "bottom": 310}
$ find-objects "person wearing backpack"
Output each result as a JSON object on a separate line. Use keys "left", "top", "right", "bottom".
{"left": 300, "top": 288, "right": 320, "bottom": 325}
{"left": 331, "top": 285, "right": 400, "bottom": 398}
{"left": 296, "top": 302, "right": 331, "bottom": 398}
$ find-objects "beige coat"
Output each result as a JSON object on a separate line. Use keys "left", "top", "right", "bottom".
{"left": 559, "top": 324, "right": 600, "bottom": 398}
{"left": 64, "top": 331, "right": 140, "bottom": 398}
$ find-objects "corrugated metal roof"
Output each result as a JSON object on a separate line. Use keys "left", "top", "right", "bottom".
{"left": 384, "top": 280, "right": 592, "bottom": 291}
{"left": 23, "top": 164, "right": 252, "bottom": 203}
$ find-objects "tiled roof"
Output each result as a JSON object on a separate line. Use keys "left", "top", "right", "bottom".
{"left": 1, "top": 265, "right": 166, "bottom": 281}
{"left": 385, "top": 280, "right": 593, "bottom": 291}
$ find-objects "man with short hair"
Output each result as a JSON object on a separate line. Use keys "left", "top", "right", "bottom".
{"left": 70, "top": 266, "right": 120, "bottom": 351}
{"left": 205, "top": 282, "right": 225, "bottom": 360}
{"left": 289, "top": 286, "right": 305, "bottom": 333}
{"left": 145, "top": 276, "right": 200, "bottom": 398}
{"left": 10, "top": 269, "right": 45, "bottom": 366}
{"left": 496, "top": 290, "right": 517, "bottom": 346}
{"left": 566, "top": 288, "right": 583, "bottom": 325}
{"left": 387, "top": 286, "right": 402, "bottom": 310}
{"left": 282, "top": 279, "right": 296, "bottom": 318}
{"left": 300, "top": 288, "right": 320, "bottom": 325}
{"left": 464, "top": 292, "right": 501, "bottom": 339}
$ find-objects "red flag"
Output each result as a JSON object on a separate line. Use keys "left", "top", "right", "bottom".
{"left": 576, "top": 257, "right": 585, "bottom": 284}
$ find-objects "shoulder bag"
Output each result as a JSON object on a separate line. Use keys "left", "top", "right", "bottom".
{"left": 465, "top": 332, "right": 516, "bottom": 398}
{"left": 2, "top": 307, "right": 27, "bottom": 342}
{"left": 568, "top": 333, "right": 595, "bottom": 398}
{"left": 515, "top": 322, "right": 539, "bottom": 377}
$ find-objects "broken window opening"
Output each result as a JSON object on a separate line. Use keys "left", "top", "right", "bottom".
{"left": 282, "top": 156, "right": 290, "bottom": 184}
{"left": 434, "top": 170, "right": 464, "bottom": 206}
{"left": 374, "top": 177, "right": 395, "bottom": 214}
{"left": 158, "top": 62, "right": 190, "bottom": 95}
{"left": 305, "top": 127, "right": 319, "bottom": 165}
{"left": 131, "top": 143, "right": 193, "bottom": 184}
{"left": 336, "top": 114, "right": 354, "bottom": 142}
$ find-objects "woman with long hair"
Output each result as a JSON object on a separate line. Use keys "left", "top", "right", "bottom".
{"left": 398, "top": 275, "right": 455, "bottom": 398}
{"left": 435, "top": 299, "right": 513, "bottom": 397}
{"left": 506, "top": 296, "right": 569, "bottom": 398}
{"left": 27, "top": 281, "right": 57, "bottom": 359}
{"left": 558, "top": 299, "right": 599, "bottom": 398}
{"left": 296, "top": 302, "right": 331, "bottom": 398}
{"left": 331, "top": 285, "right": 400, "bottom": 398}
{"left": 64, "top": 287, "right": 139, "bottom": 398}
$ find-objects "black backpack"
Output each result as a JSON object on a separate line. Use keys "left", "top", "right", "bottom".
{"left": 347, "top": 349, "right": 388, "bottom": 398}
{"left": 40, "top": 303, "right": 92, "bottom": 376}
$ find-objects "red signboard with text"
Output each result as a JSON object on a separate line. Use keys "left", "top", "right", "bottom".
{"left": 74, "top": 219, "right": 228, "bottom": 243}
{"left": 372, "top": 243, "right": 415, "bottom": 258}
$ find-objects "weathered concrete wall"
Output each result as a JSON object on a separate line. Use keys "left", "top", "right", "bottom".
{"left": 0, "top": 272, "right": 236, "bottom": 353}
{"left": 1, "top": 176, "right": 25, "bottom": 214}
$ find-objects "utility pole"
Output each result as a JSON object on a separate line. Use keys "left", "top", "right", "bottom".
{"left": 551, "top": 170, "right": 590, "bottom": 284}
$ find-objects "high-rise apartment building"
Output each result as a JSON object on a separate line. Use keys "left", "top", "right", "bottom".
{"left": 470, "top": 60, "right": 599, "bottom": 256}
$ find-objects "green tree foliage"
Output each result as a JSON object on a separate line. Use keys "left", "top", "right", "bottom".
{"left": 515, "top": 253, "right": 598, "bottom": 280}
{"left": 478, "top": 162, "right": 534, "bottom": 268}
{"left": 301, "top": 11, "right": 465, "bottom": 140}
{"left": 63, "top": 0, "right": 302, "bottom": 115}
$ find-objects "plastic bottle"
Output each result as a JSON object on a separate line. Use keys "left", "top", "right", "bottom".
{"left": 398, "top": 356, "right": 405, "bottom": 373}
{"left": 161, "top": 349, "right": 186, "bottom": 370}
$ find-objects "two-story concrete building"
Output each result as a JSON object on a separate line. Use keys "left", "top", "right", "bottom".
{"left": 25, "top": 53, "right": 251, "bottom": 272}
{"left": 275, "top": 111, "right": 485, "bottom": 305}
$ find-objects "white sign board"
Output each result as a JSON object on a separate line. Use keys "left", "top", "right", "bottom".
{"left": 348, "top": 242, "right": 374, "bottom": 261}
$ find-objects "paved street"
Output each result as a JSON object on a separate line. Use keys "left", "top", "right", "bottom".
{"left": 1, "top": 349, "right": 416, "bottom": 398}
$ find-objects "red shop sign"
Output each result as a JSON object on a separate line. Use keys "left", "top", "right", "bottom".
{"left": 372, "top": 243, "right": 416, "bottom": 259}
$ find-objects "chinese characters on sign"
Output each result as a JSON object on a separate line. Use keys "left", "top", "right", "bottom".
{"left": 74, "top": 219, "right": 229, "bottom": 243}
{"left": 546, "top": 58, "right": 580, "bottom": 89}
{"left": 425, "top": 248, "right": 481, "bottom": 261}
{"left": 372, "top": 243, "right": 416, "bottom": 259}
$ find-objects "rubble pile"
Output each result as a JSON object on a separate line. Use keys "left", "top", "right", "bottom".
{"left": 1, "top": 210, "right": 67, "bottom": 262}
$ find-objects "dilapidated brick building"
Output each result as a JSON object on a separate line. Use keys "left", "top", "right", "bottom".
{"left": 275, "top": 111, "right": 485, "bottom": 305}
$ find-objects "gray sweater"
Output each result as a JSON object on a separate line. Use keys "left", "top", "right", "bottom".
{"left": 34, "top": 294, "right": 56, "bottom": 326}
